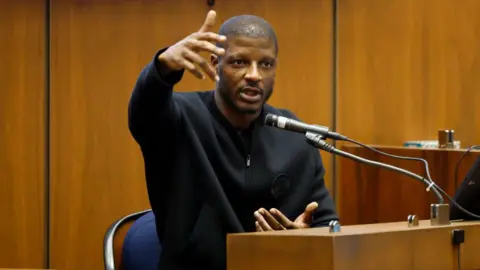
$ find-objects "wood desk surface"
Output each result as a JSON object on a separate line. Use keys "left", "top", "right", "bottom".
{"left": 227, "top": 220, "right": 480, "bottom": 270}
{"left": 230, "top": 219, "right": 480, "bottom": 237}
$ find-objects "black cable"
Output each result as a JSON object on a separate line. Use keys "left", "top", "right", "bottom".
{"left": 452, "top": 229, "right": 464, "bottom": 270}
{"left": 345, "top": 138, "right": 444, "bottom": 204}
{"left": 457, "top": 244, "right": 461, "bottom": 270}
{"left": 454, "top": 145, "right": 480, "bottom": 190}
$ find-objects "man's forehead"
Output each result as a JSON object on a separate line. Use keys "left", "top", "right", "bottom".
{"left": 222, "top": 35, "right": 276, "bottom": 57}
{"left": 226, "top": 35, "right": 274, "bottom": 48}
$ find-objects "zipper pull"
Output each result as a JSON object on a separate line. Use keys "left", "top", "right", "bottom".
{"left": 246, "top": 155, "right": 251, "bottom": 168}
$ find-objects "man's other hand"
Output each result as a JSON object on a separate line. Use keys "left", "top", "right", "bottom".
{"left": 254, "top": 202, "right": 318, "bottom": 231}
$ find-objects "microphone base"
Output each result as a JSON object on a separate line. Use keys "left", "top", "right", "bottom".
{"left": 430, "top": 204, "right": 451, "bottom": 226}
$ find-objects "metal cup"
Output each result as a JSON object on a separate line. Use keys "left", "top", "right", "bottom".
{"left": 438, "top": 130, "right": 454, "bottom": 149}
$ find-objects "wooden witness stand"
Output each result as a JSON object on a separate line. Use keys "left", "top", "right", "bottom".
{"left": 227, "top": 145, "right": 480, "bottom": 269}
{"left": 227, "top": 220, "right": 480, "bottom": 269}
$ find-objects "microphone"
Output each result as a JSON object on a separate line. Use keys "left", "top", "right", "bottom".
{"left": 264, "top": 113, "right": 348, "bottom": 141}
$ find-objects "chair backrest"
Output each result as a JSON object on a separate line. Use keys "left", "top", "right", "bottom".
{"left": 121, "top": 210, "right": 162, "bottom": 270}
{"left": 103, "top": 209, "right": 152, "bottom": 270}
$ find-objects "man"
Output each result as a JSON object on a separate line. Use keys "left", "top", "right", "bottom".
{"left": 128, "top": 10, "right": 338, "bottom": 270}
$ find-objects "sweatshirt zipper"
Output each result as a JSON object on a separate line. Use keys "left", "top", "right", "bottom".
{"left": 245, "top": 154, "right": 251, "bottom": 183}
{"left": 238, "top": 130, "right": 251, "bottom": 181}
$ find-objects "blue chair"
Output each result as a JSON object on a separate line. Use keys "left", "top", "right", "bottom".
{"left": 103, "top": 209, "right": 162, "bottom": 270}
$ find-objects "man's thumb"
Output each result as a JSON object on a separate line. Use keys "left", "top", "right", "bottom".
{"left": 303, "top": 202, "right": 318, "bottom": 221}
{"left": 199, "top": 10, "right": 216, "bottom": 32}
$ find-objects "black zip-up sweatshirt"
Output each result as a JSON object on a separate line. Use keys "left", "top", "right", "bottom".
{"left": 128, "top": 50, "right": 338, "bottom": 270}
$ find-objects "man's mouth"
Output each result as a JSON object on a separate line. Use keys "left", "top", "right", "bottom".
{"left": 239, "top": 87, "right": 262, "bottom": 103}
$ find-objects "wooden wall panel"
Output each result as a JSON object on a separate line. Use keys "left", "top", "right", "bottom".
{"left": 49, "top": 0, "right": 334, "bottom": 269}
{"left": 49, "top": 1, "right": 191, "bottom": 269}
{"left": 337, "top": 0, "right": 480, "bottom": 147}
{"left": 0, "top": 0, "right": 46, "bottom": 268}
{"left": 335, "top": 0, "right": 480, "bottom": 205}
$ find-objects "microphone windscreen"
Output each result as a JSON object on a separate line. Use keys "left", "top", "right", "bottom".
{"left": 264, "top": 114, "right": 276, "bottom": 126}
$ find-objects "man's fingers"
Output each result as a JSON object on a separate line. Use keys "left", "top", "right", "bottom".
{"left": 195, "top": 32, "right": 227, "bottom": 43}
{"left": 306, "top": 202, "right": 319, "bottom": 212}
{"left": 259, "top": 209, "right": 286, "bottom": 230}
{"left": 254, "top": 210, "right": 273, "bottom": 231}
{"left": 174, "top": 57, "right": 204, "bottom": 79}
{"left": 270, "top": 208, "right": 295, "bottom": 229}
{"left": 187, "top": 38, "right": 225, "bottom": 56}
{"left": 255, "top": 221, "right": 263, "bottom": 232}
{"left": 303, "top": 202, "right": 319, "bottom": 222}
{"left": 199, "top": 10, "right": 216, "bottom": 33}
{"left": 182, "top": 49, "right": 217, "bottom": 81}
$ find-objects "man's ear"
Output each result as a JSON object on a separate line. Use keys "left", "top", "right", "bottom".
{"left": 211, "top": 54, "right": 219, "bottom": 68}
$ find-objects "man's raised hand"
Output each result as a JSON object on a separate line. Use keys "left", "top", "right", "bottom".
{"left": 157, "top": 10, "right": 226, "bottom": 81}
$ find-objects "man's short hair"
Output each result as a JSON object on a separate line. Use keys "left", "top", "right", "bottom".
{"left": 217, "top": 15, "right": 278, "bottom": 55}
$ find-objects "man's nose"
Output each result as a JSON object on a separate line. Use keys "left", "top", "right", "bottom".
{"left": 245, "top": 63, "right": 262, "bottom": 81}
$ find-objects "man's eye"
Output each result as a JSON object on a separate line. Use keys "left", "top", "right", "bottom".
{"left": 232, "top": 60, "right": 246, "bottom": 65}
{"left": 262, "top": 62, "right": 274, "bottom": 68}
